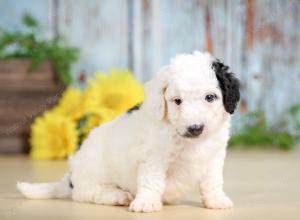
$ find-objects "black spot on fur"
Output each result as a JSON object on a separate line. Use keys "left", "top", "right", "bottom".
{"left": 212, "top": 60, "right": 240, "bottom": 114}
{"left": 69, "top": 179, "right": 73, "bottom": 189}
{"left": 127, "top": 103, "right": 142, "bottom": 114}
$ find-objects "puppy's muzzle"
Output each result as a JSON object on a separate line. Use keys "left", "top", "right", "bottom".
{"left": 184, "top": 124, "right": 205, "bottom": 138}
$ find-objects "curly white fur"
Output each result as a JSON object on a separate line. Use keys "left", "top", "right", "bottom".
{"left": 17, "top": 51, "right": 234, "bottom": 212}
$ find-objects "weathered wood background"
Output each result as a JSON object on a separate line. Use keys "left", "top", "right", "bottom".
{"left": 0, "top": 0, "right": 300, "bottom": 129}
{"left": 0, "top": 60, "right": 62, "bottom": 153}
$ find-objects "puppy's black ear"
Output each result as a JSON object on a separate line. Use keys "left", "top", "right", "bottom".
{"left": 212, "top": 60, "right": 240, "bottom": 114}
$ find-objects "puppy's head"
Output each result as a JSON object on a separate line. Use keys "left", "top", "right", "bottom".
{"left": 143, "top": 51, "right": 240, "bottom": 139}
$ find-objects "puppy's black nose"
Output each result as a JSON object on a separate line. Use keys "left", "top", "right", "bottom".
{"left": 187, "top": 124, "right": 204, "bottom": 137}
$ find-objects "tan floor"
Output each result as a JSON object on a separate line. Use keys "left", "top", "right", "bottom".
{"left": 0, "top": 148, "right": 300, "bottom": 220}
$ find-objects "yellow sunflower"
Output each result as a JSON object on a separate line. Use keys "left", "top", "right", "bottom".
{"left": 29, "top": 69, "right": 144, "bottom": 160}
{"left": 84, "top": 69, "right": 144, "bottom": 117}
{"left": 52, "top": 88, "right": 85, "bottom": 121}
{"left": 30, "top": 111, "right": 78, "bottom": 160}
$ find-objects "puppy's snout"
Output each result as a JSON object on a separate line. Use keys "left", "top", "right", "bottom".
{"left": 187, "top": 124, "right": 204, "bottom": 137}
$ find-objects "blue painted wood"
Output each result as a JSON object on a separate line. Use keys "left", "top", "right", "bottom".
{"left": 161, "top": 0, "right": 206, "bottom": 65}
{"left": 244, "top": 0, "right": 300, "bottom": 124}
{"left": 0, "top": 0, "right": 54, "bottom": 38}
{"left": 57, "top": 0, "right": 129, "bottom": 81}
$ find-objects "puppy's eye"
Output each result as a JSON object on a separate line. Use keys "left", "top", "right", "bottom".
{"left": 205, "top": 94, "right": 217, "bottom": 103}
{"left": 174, "top": 98, "right": 182, "bottom": 105}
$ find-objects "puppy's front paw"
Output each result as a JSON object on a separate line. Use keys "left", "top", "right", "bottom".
{"left": 129, "top": 198, "right": 162, "bottom": 213}
{"left": 203, "top": 195, "right": 233, "bottom": 209}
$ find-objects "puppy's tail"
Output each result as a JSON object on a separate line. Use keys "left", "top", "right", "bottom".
{"left": 17, "top": 172, "right": 72, "bottom": 199}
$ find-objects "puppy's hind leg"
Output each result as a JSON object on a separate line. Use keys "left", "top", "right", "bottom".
{"left": 70, "top": 127, "right": 132, "bottom": 206}
{"left": 72, "top": 184, "right": 133, "bottom": 206}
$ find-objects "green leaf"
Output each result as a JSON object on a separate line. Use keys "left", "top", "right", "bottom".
{"left": 22, "top": 13, "right": 39, "bottom": 28}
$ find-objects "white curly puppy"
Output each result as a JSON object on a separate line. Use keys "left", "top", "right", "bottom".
{"left": 17, "top": 51, "right": 240, "bottom": 213}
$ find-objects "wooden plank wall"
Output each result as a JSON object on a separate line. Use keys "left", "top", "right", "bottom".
{"left": 57, "top": 0, "right": 129, "bottom": 79}
{"left": 1, "top": 0, "right": 300, "bottom": 128}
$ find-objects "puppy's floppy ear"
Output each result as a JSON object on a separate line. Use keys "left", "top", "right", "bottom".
{"left": 143, "top": 67, "right": 169, "bottom": 120}
{"left": 212, "top": 60, "right": 240, "bottom": 114}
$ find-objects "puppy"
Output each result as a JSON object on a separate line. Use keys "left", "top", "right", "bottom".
{"left": 17, "top": 51, "right": 240, "bottom": 213}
